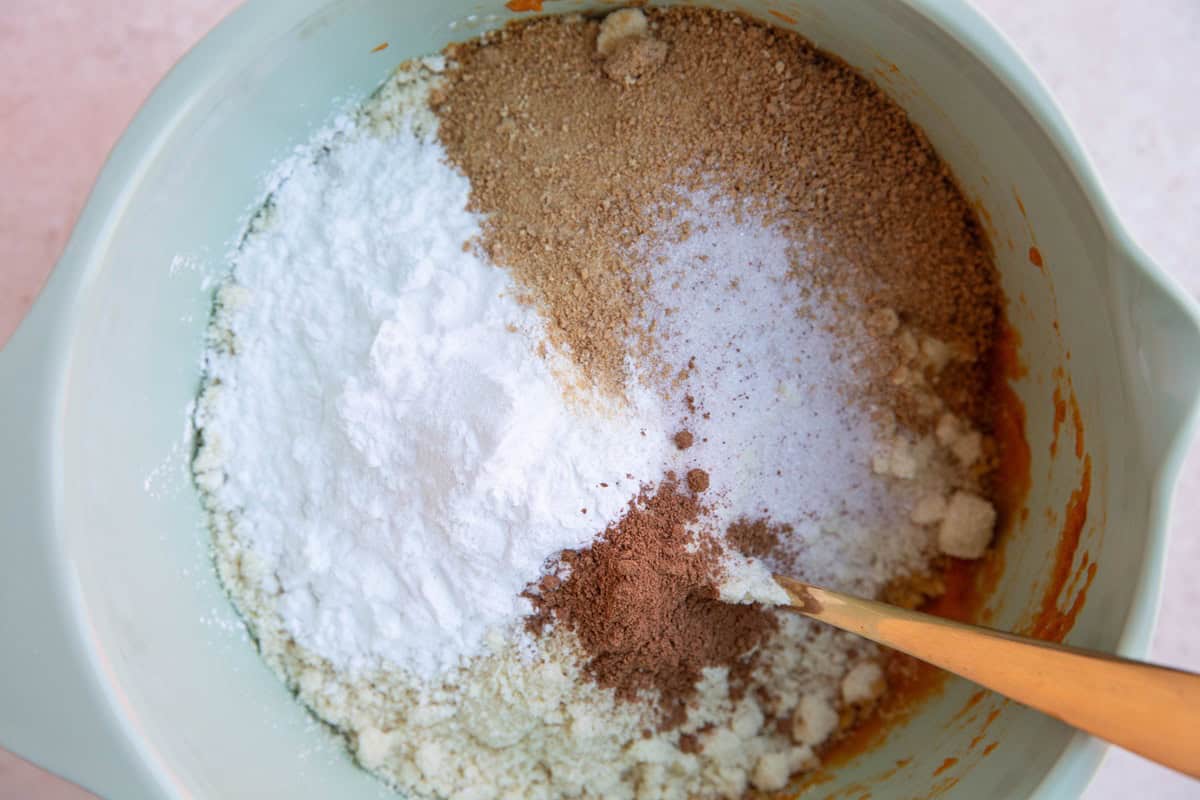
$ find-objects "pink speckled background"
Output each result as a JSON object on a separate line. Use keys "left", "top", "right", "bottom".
{"left": 2, "top": 1, "right": 1197, "bottom": 798}
{"left": 0, "top": 0, "right": 241, "bottom": 347}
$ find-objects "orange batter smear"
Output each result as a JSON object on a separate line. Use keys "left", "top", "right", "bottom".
{"left": 1051, "top": 366, "right": 1085, "bottom": 461}
{"left": 1029, "top": 456, "right": 1093, "bottom": 641}
{"left": 966, "top": 706, "right": 1002, "bottom": 750}
{"left": 991, "top": 321, "right": 1032, "bottom": 521}
{"left": 975, "top": 203, "right": 996, "bottom": 240}
{"left": 370, "top": 42, "right": 389, "bottom": 53}
{"left": 1065, "top": 551, "right": 1091, "bottom": 598}
{"left": 982, "top": 741, "right": 999, "bottom": 757}
{"left": 1050, "top": 381, "right": 1066, "bottom": 458}
{"left": 767, "top": 9, "right": 798, "bottom": 24}
{"left": 960, "top": 700, "right": 1008, "bottom": 758}
{"left": 1028, "top": 246, "right": 1043, "bottom": 269}
{"left": 926, "top": 777, "right": 960, "bottom": 798}
{"left": 992, "top": 318, "right": 1027, "bottom": 380}
{"left": 505, "top": 0, "right": 543, "bottom": 11}
{"left": 1013, "top": 189, "right": 1027, "bottom": 218}
{"left": 932, "top": 757, "right": 958, "bottom": 777}
{"left": 951, "top": 690, "right": 986, "bottom": 723}
{"left": 1069, "top": 389, "right": 1085, "bottom": 459}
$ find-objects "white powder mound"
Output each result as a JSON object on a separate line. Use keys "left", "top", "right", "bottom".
{"left": 195, "top": 107, "right": 666, "bottom": 678}
{"left": 634, "top": 192, "right": 933, "bottom": 598}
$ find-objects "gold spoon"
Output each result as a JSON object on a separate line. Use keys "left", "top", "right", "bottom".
{"left": 773, "top": 575, "right": 1200, "bottom": 778}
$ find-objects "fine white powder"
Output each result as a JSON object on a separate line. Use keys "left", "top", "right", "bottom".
{"left": 634, "top": 194, "right": 933, "bottom": 599}
{"left": 195, "top": 114, "right": 666, "bottom": 678}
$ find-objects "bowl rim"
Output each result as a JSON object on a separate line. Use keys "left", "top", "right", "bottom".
{"left": 1, "top": 1, "right": 1197, "bottom": 798}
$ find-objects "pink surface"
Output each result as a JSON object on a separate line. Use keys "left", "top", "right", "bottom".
{"left": 0, "top": 0, "right": 240, "bottom": 348}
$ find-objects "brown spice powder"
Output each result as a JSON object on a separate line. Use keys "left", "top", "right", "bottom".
{"left": 727, "top": 517, "right": 794, "bottom": 563}
{"left": 525, "top": 483, "right": 777, "bottom": 729}
{"left": 435, "top": 8, "right": 1000, "bottom": 428}
{"left": 685, "top": 468, "right": 710, "bottom": 493}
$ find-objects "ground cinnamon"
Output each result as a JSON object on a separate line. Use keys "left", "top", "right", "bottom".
{"left": 526, "top": 483, "right": 777, "bottom": 729}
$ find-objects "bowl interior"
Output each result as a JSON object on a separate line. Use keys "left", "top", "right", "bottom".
{"left": 25, "top": 0, "right": 1188, "bottom": 797}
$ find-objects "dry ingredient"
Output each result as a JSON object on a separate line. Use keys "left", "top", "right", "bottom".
{"left": 193, "top": 8, "right": 1009, "bottom": 800}
{"left": 435, "top": 8, "right": 1000, "bottom": 427}
{"left": 194, "top": 71, "right": 668, "bottom": 679}
{"left": 625, "top": 191, "right": 933, "bottom": 598}
{"left": 526, "top": 481, "right": 777, "bottom": 731}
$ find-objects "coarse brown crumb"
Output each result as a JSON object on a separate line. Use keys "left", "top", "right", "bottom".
{"left": 602, "top": 37, "right": 669, "bottom": 85}
{"left": 435, "top": 7, "right": 1000, "bottom": 429}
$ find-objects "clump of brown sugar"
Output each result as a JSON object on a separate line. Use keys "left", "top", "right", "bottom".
{"left": 593, "top": 7, "right": 670, "bottom": 85}
{"left": 602, "top": 37, "right": 669, "bottom": 85}
{"left": 673, "top": 430, "right": 694, "bottom": 450}
{"left": 525, "top": 483, "right": 777, "bottom": 729}
{"left": 434, "top": 6, "right": 1000, "bottom": 427}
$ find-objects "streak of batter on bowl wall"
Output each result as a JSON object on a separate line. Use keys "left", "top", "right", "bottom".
{"left": 190, "top": 8, "right": 1028, "bottom": 799}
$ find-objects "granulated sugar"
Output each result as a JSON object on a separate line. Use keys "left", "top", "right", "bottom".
{"left": 194, "top": 79, "right": 666, "bottom": 678}
{"left": 631, "top": 191, "right": 932, "bottom": 598}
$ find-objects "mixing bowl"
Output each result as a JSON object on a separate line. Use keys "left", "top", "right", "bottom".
{"left": 2, "top": 1, "right": 1198, "bottom": 798}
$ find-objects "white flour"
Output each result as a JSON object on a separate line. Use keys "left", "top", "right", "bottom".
{"left": 194, "top": 94, "right": 666, "bottom": 678}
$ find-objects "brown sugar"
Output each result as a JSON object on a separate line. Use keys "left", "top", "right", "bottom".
{"left": 525, "top": 483, "right": 777, "bottom": 729}
{"left": 673, "top": 430, "right": 694, "bottom": 450}
{"left": 434, "top": 7, "right": 1000, "bottom": 428}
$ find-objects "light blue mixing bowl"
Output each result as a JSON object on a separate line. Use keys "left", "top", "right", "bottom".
{"left": 2, "top": 1, "right": 1199, "bottom": 798}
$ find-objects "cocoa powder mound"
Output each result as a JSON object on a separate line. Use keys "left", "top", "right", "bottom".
{"left": 435, "top": 8, "right": 1001, "bottom": 428}
{"left": 526, "top": 483, "right": 777, "bottom": 729}
{"left": 727, "top": 518, "right": 799, "bottom": 574}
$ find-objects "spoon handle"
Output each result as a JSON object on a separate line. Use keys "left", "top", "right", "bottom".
{"left": 774, "top": 575, "right": 1200, "bottom": 778}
